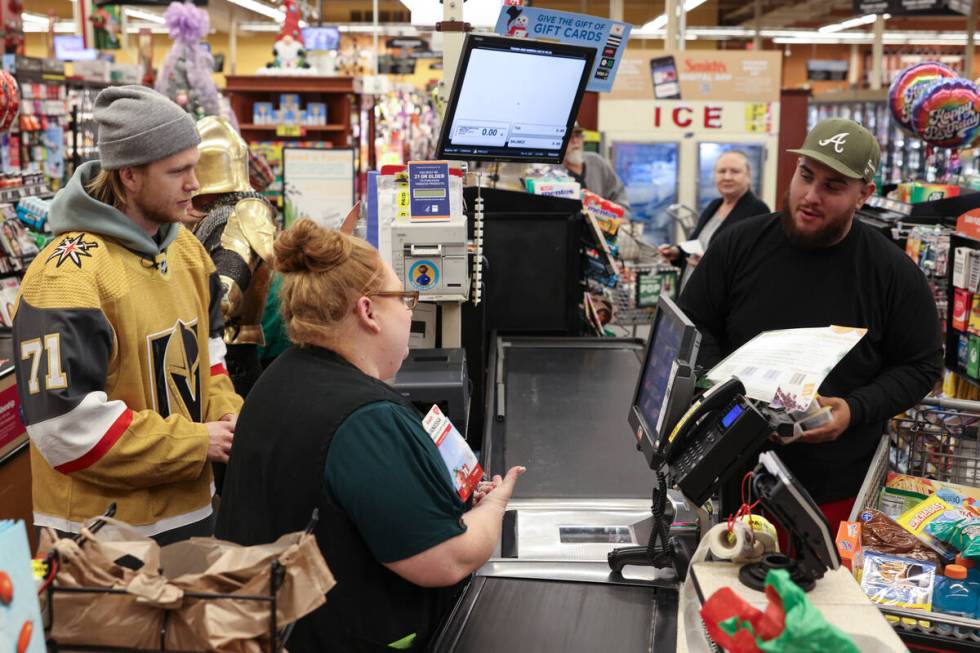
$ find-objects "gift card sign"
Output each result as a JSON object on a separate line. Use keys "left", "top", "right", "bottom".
{"left": 494, "top": 7, "right": 631, "bottom": 93}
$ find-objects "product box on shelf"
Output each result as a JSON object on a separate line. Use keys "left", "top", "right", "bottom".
{"left": 970, "top": 294, "right": 980, "bottom": 335}
{"left": 969, "top": 249, "right": 980, "bottom": 292}
{"left": 968, "top": 335, "right": 980, "bottom": 378}
{"left": 953, "top": 288, "right": 970, "bottom": 331}
{"left": 953, "top": 247, "right": 970, "bottom": 289}
{"left": 253, "top": 102, "right": 273, "bottom": 125}
{"left": 307, "top": 102, "right": 327, "bottom": 125}
{"left": 959, "top": 334, "right": 971, "bottom": 369}
{"left": 279, "top": 94, "right": 301, "bottom": 112}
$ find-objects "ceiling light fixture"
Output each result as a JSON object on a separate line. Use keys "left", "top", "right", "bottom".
{"left": 21, "top": 12, "right": 52, "bottom": 24}
{"left": 123, "top": 8, "right": 165, "bottom": 24}
{"left": 639, "top": 0, "right": 708, "bottom": 33}
{"left": 226, "top": 0, "right": 284, "bottom": 22}
{"left": 818, "top": 12, "right": 890, "bottom": 33}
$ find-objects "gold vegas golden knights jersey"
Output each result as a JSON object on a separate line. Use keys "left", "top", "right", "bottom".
{"left": 13, "top": 227, "right": 243, "bottom": 536}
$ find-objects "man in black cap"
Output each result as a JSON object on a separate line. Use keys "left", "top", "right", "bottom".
{"left": 678, "top": 118, "right": 942, "bottom": 531}
{"left": 13, "top": 85, "right": 242, "bottom": 543}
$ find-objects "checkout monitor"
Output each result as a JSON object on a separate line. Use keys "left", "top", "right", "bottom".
{"left": 628, "top": 295, "right": 700, "bottom": 469}
{"left": 435, "top": 34, "right": 595, "bottom": 164}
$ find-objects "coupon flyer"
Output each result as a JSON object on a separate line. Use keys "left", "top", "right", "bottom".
{"left": 422, "top": 405, "right": 483, "bottom": 501}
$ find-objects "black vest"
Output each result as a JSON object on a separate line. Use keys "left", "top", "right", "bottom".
{"left": 215, "top": 346, "right": 462, "bottom": 652}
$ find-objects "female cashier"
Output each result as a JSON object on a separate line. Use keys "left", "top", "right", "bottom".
{"left": 215, "top": 220, "right": 525, "bottom": 652}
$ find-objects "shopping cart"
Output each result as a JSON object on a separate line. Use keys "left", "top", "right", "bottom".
{"left": 851, "top": 397, "right": 980, "bottom": 651}
{"left": 595, "top": 225, "right": 679, "bottom": 330}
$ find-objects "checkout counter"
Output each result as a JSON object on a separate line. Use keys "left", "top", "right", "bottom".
{"left": 432, "top": 299, "right": 908, "bottom": 652}
{"left": 432, "top": 336, "right": 680, "bottom": 652}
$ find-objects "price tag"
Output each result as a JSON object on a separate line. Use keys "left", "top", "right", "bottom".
{"left": 396, "top": 188, "right": 410, "bottom": 220}
{"left": 275, "top": 124, "right": 304, "bottom": 137}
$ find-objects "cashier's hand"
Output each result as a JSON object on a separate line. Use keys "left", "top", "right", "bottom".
{"left": 472, "top": 478, "right": 501, "bottom": 506}
{"left": 475, "top": 466, "right": 526, "bottom": 509}
{"left": 798, "top": 396, "right": 851, "bottom": 444}
{"left": 658, "top": 245, "right": 681, "bottom": 262}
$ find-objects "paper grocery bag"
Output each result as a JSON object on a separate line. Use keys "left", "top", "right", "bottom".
{"left": 40, "top": 522, "right": 167, "bottom": 650}
{"left": 161, "top": 532, "right": 336, "bottom": 653}
{"left": 41, "top": 519, "right": 335, "bottom": 653}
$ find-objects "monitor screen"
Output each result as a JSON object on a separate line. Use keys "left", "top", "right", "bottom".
{"left": 629, "top": 295, "right": 700, "bottom": 467}
{"left": 753, "top": 451, "right": 839, "bottom": 578}
{"left": 54, "top": 35, "right": 97, "bottom": 62}
{"left": 303, "top": 26, "right": 340, "bottom": 52}
{"left": 435, "top": 34, "right": 595, "bottom": 164}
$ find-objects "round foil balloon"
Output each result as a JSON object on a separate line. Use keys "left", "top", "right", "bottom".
{"left": 889, "top": 62, "right": 957, "bottom": 135}
{"left": 910, "top": 78, "right": 980, "bottom": 149}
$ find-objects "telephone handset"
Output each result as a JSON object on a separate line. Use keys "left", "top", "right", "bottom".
{"left": 662, "top": 376, "right": 745, "bottom": 463}
{"left": 663, "top": 376, "right": 773, "bottom": 507}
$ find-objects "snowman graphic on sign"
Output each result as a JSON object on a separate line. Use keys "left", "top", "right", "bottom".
{"left": 505, "top": 6, "right": 529, "bottom": 39}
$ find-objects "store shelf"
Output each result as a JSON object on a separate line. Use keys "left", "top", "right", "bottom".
{"left": 224, "top": 75, "right": 354, "bottom": 94}
{"left": 239, "top": 124, "right": 347, "bottom": 132}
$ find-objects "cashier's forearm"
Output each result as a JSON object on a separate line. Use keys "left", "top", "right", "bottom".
{"left": 385, "top": 496, "right": 507, "bottom": 588}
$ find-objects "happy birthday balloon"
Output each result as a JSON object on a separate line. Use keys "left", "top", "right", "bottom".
{"left": 910, "top": 78, "right": 980, "bottom": 149}
{"left": 889, "top": 62, "right": 957, "bottom": 135}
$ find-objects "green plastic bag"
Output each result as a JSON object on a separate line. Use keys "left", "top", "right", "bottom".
{"left": 704, "top": 569, "right": 859, "bottom": 653}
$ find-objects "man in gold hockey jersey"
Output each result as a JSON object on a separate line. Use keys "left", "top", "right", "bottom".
{"left": 191, "top": 116, "right": 277, "bottom": 398}
{"left": 12, "top": 85, "right": 243, "bottom": 544}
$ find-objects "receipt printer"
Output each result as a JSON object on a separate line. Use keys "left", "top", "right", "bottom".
{"left": 390, "top": 348, "right": 470, "bottom": 437}
{"left": 389, "top": 219, "right": 469, "bottom": 302}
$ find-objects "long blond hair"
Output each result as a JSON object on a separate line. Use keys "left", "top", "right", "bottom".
{"left": 84, "top": 168, "right": 129, "bottom": 210}
{"left": 274, "top": 219, "right": 385, "bottom": 346}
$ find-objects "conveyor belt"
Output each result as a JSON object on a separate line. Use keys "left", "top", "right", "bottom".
{"left": 485, "top": 338, "right": 652, "bottom": 500}
{"left": 433, "top": 576, "right": 677, "bottom": 653}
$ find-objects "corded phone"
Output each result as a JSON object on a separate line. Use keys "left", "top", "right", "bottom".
{"left": 663, "top": 376, "right": 772, "bottom": 507}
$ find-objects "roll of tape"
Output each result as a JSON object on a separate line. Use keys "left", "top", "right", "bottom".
{"left": 738, "top": 514, "right": 780, "bottom": 554}
{"left": 707, "top": 522, "right": 754, "bottom": 561}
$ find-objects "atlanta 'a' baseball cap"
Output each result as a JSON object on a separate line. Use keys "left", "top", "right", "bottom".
{"left": 787, "top": 117, "right": 880, "bottom": 183}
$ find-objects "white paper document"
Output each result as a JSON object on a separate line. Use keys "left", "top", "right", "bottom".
{"left": 706, "top": 326, "right": 867, "bottom": 411}
{"left": 678, "top": 239, "right": 705, "bottom": 257}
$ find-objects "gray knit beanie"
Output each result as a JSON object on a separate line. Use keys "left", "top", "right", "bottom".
{"left": 94, "top": 85, "right": 201, "bottom": 170}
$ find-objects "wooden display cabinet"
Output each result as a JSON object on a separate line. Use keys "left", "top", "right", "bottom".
{"left": 223, "top": 75, "right": 356, "bottom": 147}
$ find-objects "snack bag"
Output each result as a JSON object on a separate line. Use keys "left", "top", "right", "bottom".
{"left": 860, "top": 553, "right": 936, "bottom": 611}
{"left": 926, "top": 508, "right": 980, "bottom": 558}
{"left": 858, "top": 509, "right": 942, "bottom": 567}
{"left": 896, "top": 496, "right": 960, "bottom": 563}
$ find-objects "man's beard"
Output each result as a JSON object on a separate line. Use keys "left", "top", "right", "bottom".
{"left": 135, "top": 191, "right": 181, "bottom": 226}
{"left": 565, "top": 147, "right": 584, "bottom": 166}
{"left": 779, "top": 191, "right": 853, "bottom": 250}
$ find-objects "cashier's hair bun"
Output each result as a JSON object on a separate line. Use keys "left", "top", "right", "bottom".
{"left": 275, "top": 218, "right": 385, "bottom": 346}
{"left": 274, "top": 218, "right": 351, "bottom": 274}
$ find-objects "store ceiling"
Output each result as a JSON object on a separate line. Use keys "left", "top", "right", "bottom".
{"left": 25, "top": 0, "right": 971, "bottom": 36}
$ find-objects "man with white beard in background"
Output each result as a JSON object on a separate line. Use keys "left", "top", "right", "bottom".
{"left": 562, "top": 122, "right": 631, "bottom": 218}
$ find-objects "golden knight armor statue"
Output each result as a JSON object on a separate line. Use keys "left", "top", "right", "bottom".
{"left": 192, "top": 116, "right": 278, "bottom": 397}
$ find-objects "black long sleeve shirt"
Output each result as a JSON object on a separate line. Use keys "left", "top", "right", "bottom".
{"left": 678, "top": 213, "right": 943, "bottom": 503}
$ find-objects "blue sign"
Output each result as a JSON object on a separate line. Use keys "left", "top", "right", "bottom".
{"left": 494, "top": 7, "right": 631, "bottom": 93}
{"left": 408, "top": 161, "right": 450, "bottom": 221}
{"left": 366, "top": 171, "right": 379, "bottom": 248}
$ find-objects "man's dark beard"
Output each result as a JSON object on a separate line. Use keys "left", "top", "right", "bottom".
{"left": 779, "top": 191, "right": 852, "bottom": 250}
